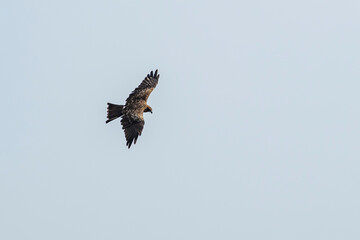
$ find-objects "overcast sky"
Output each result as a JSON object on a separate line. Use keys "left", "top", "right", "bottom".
{"left": 1, "top": 0, "right": 360, "bottom": 239}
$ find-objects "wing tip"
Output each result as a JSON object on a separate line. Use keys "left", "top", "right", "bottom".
{"left": 126, "top": 140, "right": 132, "bottom": 148}
{"left": 147, "top": 69, "right": 160, "bottom": 79}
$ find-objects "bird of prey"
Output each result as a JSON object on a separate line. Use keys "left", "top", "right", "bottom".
{"left": 106, "top": 69, "right": 160, "bottom": 148}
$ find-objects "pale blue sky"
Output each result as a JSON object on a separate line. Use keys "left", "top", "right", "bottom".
{"left": 1, "top": 0, "right": 360, "bottom": 239}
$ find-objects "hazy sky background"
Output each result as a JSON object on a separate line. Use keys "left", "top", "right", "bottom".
{"left": 1, "top": 0, "right": 360, "bottom": 239}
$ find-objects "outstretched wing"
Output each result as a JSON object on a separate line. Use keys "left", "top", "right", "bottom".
{"left": 126, "top": 69, "right": 160, "bottom": 104}
{"left": 121, "top": 115, "right": 145, "bottom": 148}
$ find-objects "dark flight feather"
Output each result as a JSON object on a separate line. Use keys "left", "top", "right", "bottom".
{"left": 121, "top": 116, "right": 145, "bottom": 148}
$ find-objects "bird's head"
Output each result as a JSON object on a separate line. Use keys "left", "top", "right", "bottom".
{"left": 144, "top": 105, "right": 153, "bottom": 114}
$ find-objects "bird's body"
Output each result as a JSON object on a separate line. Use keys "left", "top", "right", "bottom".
{"left": 106, "top": 70, "right": 159, "bottom": 148}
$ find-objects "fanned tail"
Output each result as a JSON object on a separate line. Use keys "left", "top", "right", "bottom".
{"left": 106, "top": 103, "right": 124, "bottom": 123}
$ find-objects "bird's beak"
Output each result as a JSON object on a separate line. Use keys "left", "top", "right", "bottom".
{"left": 150, "top": 111, "right": 153, "bottom": 114}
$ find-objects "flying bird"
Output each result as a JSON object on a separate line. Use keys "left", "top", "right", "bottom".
{"left": 106, "top": 69, "right": 160, "bottom": 148}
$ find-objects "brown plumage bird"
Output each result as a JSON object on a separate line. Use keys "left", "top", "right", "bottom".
{"left": 106, "top": 69, "right": 160, "bottom": 148}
